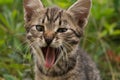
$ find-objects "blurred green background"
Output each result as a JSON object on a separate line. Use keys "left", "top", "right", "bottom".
{"left": 0, "top": 0, "right": 120, "bottom": 80}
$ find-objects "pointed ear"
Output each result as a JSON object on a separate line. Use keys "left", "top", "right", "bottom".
{"left": 67, "top": 0, "right": 91, "bottom": 28}
{"left": 23, "top": 0, "right": 44, "bottom": 22}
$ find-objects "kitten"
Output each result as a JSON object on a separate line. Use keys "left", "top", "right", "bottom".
{"left": 23, "top": 0, "right": 101, "bottom": 80}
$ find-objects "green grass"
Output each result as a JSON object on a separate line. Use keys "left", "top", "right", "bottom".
{"left": 0, "top": 0, "right": 120, "bottom": 80}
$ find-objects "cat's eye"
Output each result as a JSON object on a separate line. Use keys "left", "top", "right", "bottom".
{"left": 57, "top": 28, "right": 68, "bottom": 33}
{"left": 36, "top": 25, "right": 44, "bottom": 32}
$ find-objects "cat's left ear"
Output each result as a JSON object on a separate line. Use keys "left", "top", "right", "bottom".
{"left": 23, "top": 0, "right": 44, "bottom": 22}
{"left": 67, "top": 0, "right": 92, "bottom": 28}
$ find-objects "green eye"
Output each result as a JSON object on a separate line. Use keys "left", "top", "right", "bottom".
{"left": 57, "top": 28, "right": 68, "bottom": 33}
{"left": 36, "top": 25, "right": 44, "bottom": 32}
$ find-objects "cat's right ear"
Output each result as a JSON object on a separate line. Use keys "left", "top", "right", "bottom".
{"left": 23, "top": 0, "right": 44, "bottom": 22}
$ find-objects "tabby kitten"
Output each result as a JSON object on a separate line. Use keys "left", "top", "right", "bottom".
{"left": 23, "top": 0, "right": 101, "bottom": 80}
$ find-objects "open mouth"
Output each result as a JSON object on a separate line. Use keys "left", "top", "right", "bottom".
{"left": 41, "top": 47, "right": 60, "bottom": 68}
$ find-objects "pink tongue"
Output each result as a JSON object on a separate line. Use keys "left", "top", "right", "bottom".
{"left": 45, "top": 47, "right": 55, "bottom": 68}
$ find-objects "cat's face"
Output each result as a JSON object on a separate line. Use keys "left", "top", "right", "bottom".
{"left": 26, "top": 8, "right": 80, "bottom": 48}
{"left": 24, "top": 0, "right": 91, "bottom": 68}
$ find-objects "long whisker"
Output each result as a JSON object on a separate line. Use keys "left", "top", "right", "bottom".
{"left": 63, "top": 41, "right": 74, "bottom": 51}
{"left": 11, "top": 40, "right": 30, "bottom": 59}
{"left": 59, "top": 45, "right": 69, "bottom": 69}
{"left": 32, "top": 42, "right": 45, "bottom": 64}
{"left": 60, "top": 46, "right": 65, "bottom": 60}
{"left": 61, "top": 45, "right": 68, "bottom": 62}
{"left": 16, "top": 40, "right": 28, "bottom": 49}
{"left": 54, "top": 47, "right": 64, "bottom": 65}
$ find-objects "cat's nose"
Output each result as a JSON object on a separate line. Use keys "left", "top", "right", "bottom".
{"left": 44, "top": 31, "right": 54, "bottom": 46}
{"left": 45, "top": 37, "right": 53, "bottom": 46}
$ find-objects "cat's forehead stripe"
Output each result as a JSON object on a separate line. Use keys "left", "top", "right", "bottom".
{"left": 42, "top": 7, "right": 63, "bottom": 25}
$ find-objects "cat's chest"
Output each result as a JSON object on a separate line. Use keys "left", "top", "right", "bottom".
{"left": 37, "top": 63, "right": 83, "bottom": 80}
{"left": 38, "top": 74, "right": 78, "bottom": 80}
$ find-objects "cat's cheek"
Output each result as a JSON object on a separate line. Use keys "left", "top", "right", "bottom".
{"left": 34, "top": 38, "right": 46, "bottom": 47}
{"left": 50, "top": 42, "right": 61, "bottom": 48}
{"left": 26, "top": 32, "right": 35, "bottom": 42}
{"left": 50, "top": 38, "right": 62, "bottom": 48}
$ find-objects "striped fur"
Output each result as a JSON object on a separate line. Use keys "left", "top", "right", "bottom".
{"left": 23, "top": 0, "right": 101, "bottom": 80}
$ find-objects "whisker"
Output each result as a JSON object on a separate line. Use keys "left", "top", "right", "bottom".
{"left": 60, "top": 45, "right": 69, "bottom": 69}
{"left": 61, "top": 45, "right": 68, "bottom": 61}
{"left": 17, "top": 39, "right": 28, "bottom": 49}
{"left": 54, "top": 47, "right": 63, "bottom": 65}
{"left": 11, "top": 40, "right": 30, "bottom": 58}
{"left": 60, "top": 46, "right": 65, "bottom": 60}
{"left": 32, "top": 42, "right": 45, "bottom": 64}
{"left": 63, "top": 41, "right": 74, "bottom": 51}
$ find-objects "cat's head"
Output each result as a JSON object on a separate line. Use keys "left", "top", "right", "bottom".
{"left": 23, "top": 0, "right": 91, "bottom": 68}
